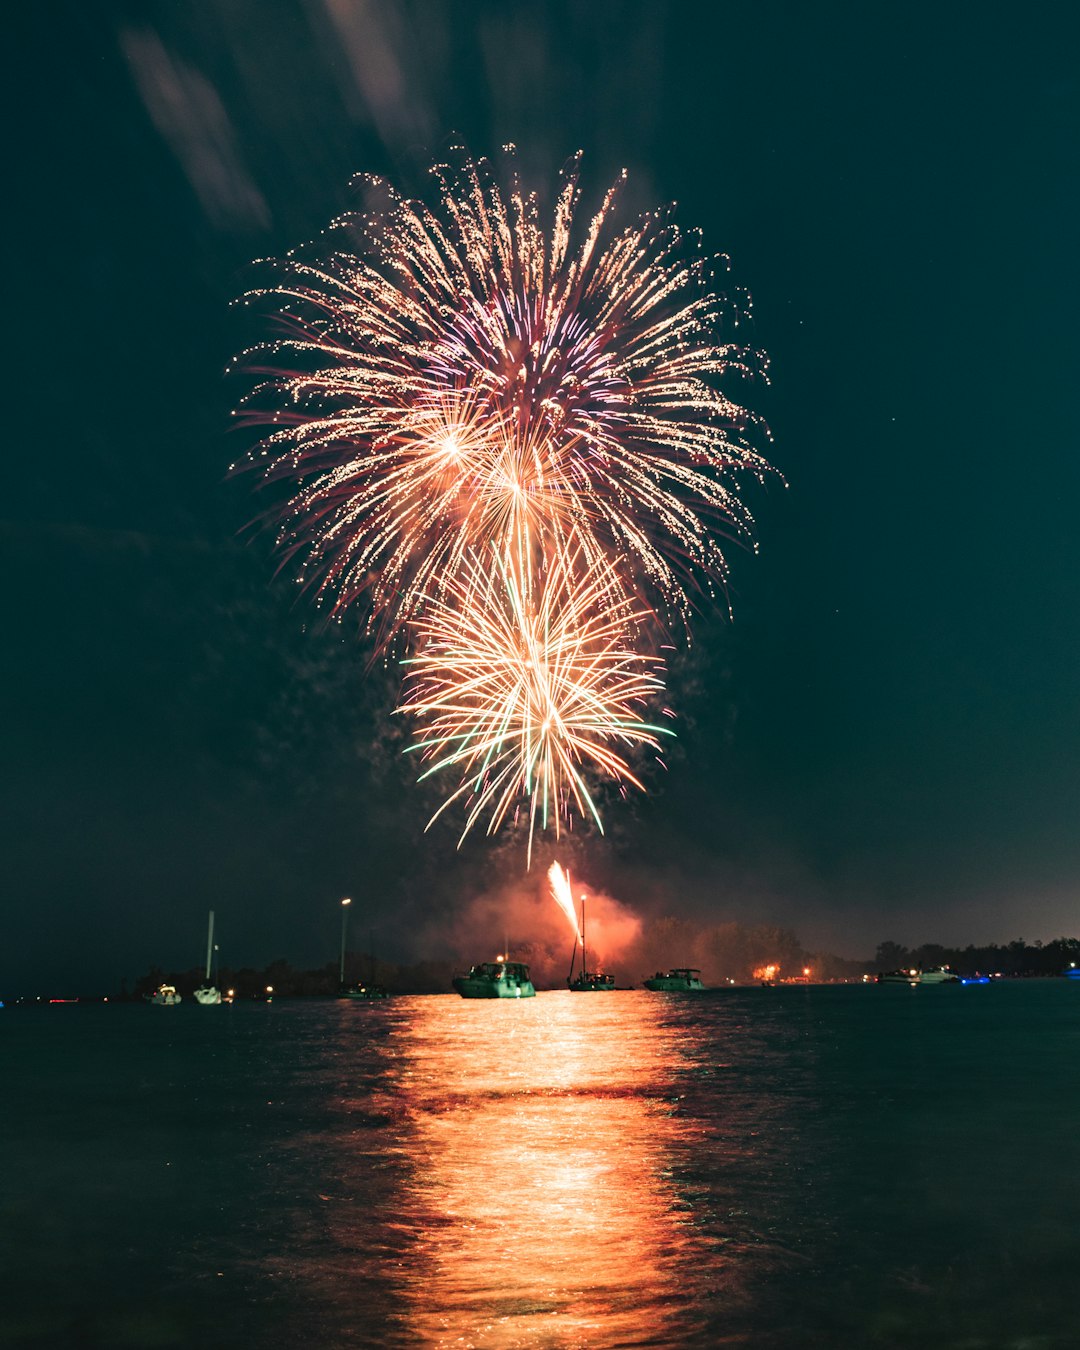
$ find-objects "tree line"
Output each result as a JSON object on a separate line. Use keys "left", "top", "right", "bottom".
{"left": 116, "top": 932, "right": 1080, "bottom": 999}
{"left": 874, "top": 936, "right": 1080, "bottom": 977}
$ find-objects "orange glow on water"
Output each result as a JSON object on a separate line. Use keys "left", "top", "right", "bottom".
{"left": 373, "top": 994, "right": 709, "bottom": 1344}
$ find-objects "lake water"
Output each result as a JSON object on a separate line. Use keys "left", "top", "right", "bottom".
{"left": 3, "top": 983, "right": 1078, "bottom": 1348}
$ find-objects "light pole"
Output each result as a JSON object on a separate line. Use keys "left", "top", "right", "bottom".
{"left": 339, "top": 897, "right": 352, "bottom": 986}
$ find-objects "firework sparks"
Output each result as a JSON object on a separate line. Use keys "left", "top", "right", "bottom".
{"left": 236, "top": 150, "right": 772, "bottom": 637}
{"left": 399, "top": 543, "right": 674, "bottom": 861}
{"left": 238, "top": 150, "right": 771, "bottom": 855}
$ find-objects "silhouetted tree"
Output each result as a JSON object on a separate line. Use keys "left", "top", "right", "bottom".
{"left": 874, "top": 941, "right": 910, "bottom": 971}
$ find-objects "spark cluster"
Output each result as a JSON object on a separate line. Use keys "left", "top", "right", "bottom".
{"left": 237, "top": 150, "right": 771, "bottom": 854}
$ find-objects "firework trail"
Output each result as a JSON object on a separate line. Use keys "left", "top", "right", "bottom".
{"left": 237, "top": 150, "right": 771, "bottom": 852}
{"left": 548, "top": 861, "right": 582, "bottom": 943}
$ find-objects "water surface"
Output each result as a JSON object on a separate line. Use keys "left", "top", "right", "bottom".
{"left": 3, "top": 983, "right": 1078, "bottom": 1347}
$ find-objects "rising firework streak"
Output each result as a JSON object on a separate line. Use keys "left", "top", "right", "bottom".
{"left": 548, "top": 861, "right": 582, "bottom": 943}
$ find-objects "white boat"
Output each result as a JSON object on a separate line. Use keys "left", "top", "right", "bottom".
{"left": 150, "top": 984, "right": 181, "bottom": 1005}
{"left": 193, "top": 910, "right": 221, "bottom": 1005}
{"left": 917, "top": 967, "right": 960, "bottom": 984}
{"left": 877, "top": 966, "right": 960, "bottom": 985}
{"left": 453, "top": 959, "right": 536, "bottom": 998}
{"left": 644, "top": 968, "right": 705, "bottom": 992}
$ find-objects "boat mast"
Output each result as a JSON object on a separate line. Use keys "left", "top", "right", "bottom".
{"left": 581, "top": 893, "right": 586, "bottom": 979}
{"left": 566, "top": 869, "right": 580, "bottom": 984}
{"left": 205, "top": 910, "right": 215, "bottom": 982}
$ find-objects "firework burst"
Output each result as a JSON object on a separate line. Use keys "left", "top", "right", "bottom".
{"left": 237, "top": 150, "right": 771, "bottom": 853}
{"left": 398, "top": 543, "right": 673, "bottom": 862}
{"left": 236, "top": 149, "right": 772, "bottom": 636}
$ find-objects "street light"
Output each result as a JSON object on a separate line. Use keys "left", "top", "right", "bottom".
{"left": 340, "top": 897, "right": 352, "bottom": 986}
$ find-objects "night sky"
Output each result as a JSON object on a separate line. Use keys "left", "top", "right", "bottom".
{"left": 6, "top": 1, "right": 1078, "bottom": 995}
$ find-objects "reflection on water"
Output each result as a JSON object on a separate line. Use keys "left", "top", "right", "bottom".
{"left": 311, "top": 989, "right": 827, "bottom": 1347}
{"left": 379, "top": 993, "right": 708, "bottom": 1346}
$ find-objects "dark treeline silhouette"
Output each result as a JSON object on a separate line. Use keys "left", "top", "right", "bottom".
{"left": 100, "top": 932, "right": 1080, "bottom": 1000}
{"left": 874, "top": 936, "right": 1080, "bottom": 978}
{"left": 129, "top": 927, "right": 864, "bottom": 998}
{"left": 621, "top": 916, "right": 867, "bottom": 984}
{"left": 127, "top": 955, "right": 458, "bottom": 1000}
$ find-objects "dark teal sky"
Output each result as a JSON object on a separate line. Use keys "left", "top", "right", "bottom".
{"left": 6, "top": 1, "right": 1079, "bottom": 993}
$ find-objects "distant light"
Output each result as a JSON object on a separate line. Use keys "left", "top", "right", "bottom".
{"left": 341, "top": 897, "right": 352, "bottom": 907}
{"left": 266, "top": 985, "right": 274, "bottom": 993}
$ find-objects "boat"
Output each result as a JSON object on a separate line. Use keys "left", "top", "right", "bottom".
{"left": 340, "top": 930, "right": 388, "bottom": 999}
{"left": 340, "top": 981, "right": 388, "bottom": 1000}
{"left": 569, "top": 968, "right": 616, "bottom": 991}
{"left": 567, "top": 898, "right": 615, "bottom": 992}
{"left": 644, "top": 968, "right": 705, "bottom": 992}
{"left": 150, "top": 984, "right": 181, "bottom": 1005}
{"left": 917, "top": 967, "right": 960, "bottom": 983}
{"left": 453, "top": 959, "right": 536, "bottom": 998}
{"left": 877, "top": 967, "right": 960, "bottom": 985}
{"left": 193, "top": 910, "right": 221, "bottom": 1005}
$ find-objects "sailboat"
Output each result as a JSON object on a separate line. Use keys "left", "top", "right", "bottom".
{"left": 340, "top": 929, "right": 389, "bottom": 999}
{"left": 567, "top": 896, "right": 615, "bottom": 992}
{"left": 193, "top": 910, "right": 221, "bottom": 1005}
